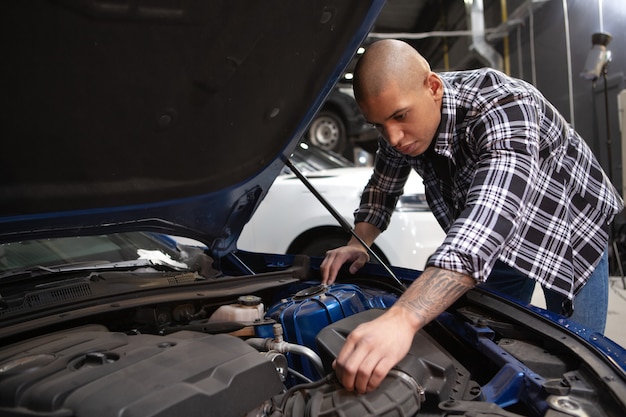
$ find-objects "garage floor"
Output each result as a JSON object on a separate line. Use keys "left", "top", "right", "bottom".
{"left": 531, "top": 277, "right": 626, "bottom": 347}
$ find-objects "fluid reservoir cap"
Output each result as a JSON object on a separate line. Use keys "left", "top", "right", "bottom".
{"left": 238, "top": 295, "right": 262, "bottom": 306}
{"left": 294, "top": 285, "right": 326, "bottom": 300}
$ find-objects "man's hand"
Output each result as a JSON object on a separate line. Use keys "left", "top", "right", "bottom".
{"left": 332, "top": 305, "right": 419, "bottom": 393}
{"left": 319, "top": 222, "right": 382, "bottom": 285}
{"left": 332, "top": 267, "right": 475, "bottom": 393}
{"left": 320, "top": 245, "right": 369, "bottom": 285}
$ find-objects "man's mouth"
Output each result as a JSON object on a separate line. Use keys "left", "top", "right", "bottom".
{"left": 397, "top": 142, "right": 416, "bottom": 154}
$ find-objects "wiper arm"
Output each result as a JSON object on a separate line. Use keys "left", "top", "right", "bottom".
{"left": 0, "top": 265, "right": 59, "bottom": 281}
{"left": 0, "top": 255, "right": 189, "bottom": 281}
{"left": 50, "top": 258, "right": 188, "bottom": 273}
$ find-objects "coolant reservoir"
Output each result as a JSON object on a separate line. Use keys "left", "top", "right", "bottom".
{"left": 208, "top": 295, "right": 264, "bottom": 322}
{"left": 268, "top": 284, "right": 380, "bottom": 348}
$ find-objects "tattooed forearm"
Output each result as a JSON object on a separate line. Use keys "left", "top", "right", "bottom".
{"left": 396, "top": 267, "right": 475, "bottom": 325}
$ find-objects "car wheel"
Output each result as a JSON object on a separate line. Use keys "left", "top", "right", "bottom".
{"left": 294, "top": 231, "right": 389, "bottom": 265}
{"left": 307, "top": 111, "right": 347, "bottom": 153}
{"left": 297, "top": 233, "right": 349, "bottom": 257}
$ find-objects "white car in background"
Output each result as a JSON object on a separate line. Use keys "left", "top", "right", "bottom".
{"left": 238, "top": 142, "right": 445, "bottom": 270}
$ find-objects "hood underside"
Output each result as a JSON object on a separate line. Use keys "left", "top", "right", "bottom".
{"left": 0, "top": 0, "right": 383, "bottom": 253}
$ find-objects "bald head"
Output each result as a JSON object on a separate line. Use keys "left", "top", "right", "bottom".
{"left": 353, "top": 40, "right": 431, "bottom": 103}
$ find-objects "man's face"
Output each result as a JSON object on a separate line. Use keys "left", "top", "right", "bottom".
{"left": 358, "top": 75, "right": 442, "bottom": 157}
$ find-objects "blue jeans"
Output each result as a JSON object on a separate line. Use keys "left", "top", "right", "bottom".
{"left": 480, "top": 251, "right": 609, "bottom": 333}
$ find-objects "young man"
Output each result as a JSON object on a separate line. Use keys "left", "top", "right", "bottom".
{"left": 320, "top": 39, "right": 623, "bottom": 394}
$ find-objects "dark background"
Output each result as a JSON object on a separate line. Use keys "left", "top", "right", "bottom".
{"left": 365, "top": 0, "right": 625, "bottom": 224}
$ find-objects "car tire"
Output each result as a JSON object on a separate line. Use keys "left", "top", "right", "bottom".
{"left": 307, "top": 111, "right": 347, "bottom": 154}
{"left": 297, "top": 233, "right": 349, "bottom": 257}
{"left": 294, "top": 231, "right": 389, "bottom": 265}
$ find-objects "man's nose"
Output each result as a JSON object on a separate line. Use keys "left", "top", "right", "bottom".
{"left": 385, "top": 125, "right": 403, "bottom": 147}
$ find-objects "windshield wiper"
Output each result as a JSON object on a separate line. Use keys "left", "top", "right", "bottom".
{"left": 49, "top": 258, "right": 189, "bottom": 273}
{"left": 0, "top": 265, "right": 60, "bottom": 281}
{"left": 0, "top": 256, "right": 189, "bottom": 282}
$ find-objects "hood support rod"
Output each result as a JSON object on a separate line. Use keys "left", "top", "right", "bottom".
{"left": 283, "top": 157, "right": 406, "bottom": 291}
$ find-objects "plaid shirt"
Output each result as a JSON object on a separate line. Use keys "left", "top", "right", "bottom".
{"left": 355, "top": 68, "right": 623, "bottom": 298}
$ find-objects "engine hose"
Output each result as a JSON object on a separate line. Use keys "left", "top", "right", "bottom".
{"left": 278, "top": 373, "right": 336, "bottom": 412}
{"left": 246, "top": 338, "right": 325, "bottom": 377}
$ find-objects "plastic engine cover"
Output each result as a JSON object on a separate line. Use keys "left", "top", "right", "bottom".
{"left": 0, "top": 325, "right": 283, "bottom": 417}
{"left": 316, "top": 309, "right": 478, "bottom": 405}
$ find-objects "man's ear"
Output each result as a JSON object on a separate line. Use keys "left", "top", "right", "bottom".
{"left": 426, "top": 73, "right": 443, "bottom": 99}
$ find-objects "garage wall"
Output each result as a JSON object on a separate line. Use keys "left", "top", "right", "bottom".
{"left": 512, "top": 0, "right": 625, "bottom": 197}
{"left": 423, "top": 0, "right": 625, "bottom": 219}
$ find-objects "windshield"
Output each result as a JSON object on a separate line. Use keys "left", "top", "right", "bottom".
{"left": 0, "top": 233, "right": 181, "bottom": 274}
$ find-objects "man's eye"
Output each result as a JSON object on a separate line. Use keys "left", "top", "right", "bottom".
{"left": 396, "top": 112, "right": 407, "bottom": 120}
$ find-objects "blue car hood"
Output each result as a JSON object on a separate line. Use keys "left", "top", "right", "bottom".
{"left": 0, "top": 1, "right": 383, "bottom": 257}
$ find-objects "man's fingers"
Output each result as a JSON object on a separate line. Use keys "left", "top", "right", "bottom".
{"left": 321, "top": 247, "right": 365, "bottom": 285}
{"left": 352, "top": 351, "right": 382, "bottom": 394}
{"left": 348, "top": 254, "right": 369, "bottom": 274}
{"left": 333, "top": 326, "right": 380, "bottom": 393}
{"left": 331, "top": 308, "right": 418, "bottom": 393}
{"left": 364, "top": 356, "right": 395, "bottom": 392}
{"left": 320, "top": 250, "right": 342, "bottom": 285}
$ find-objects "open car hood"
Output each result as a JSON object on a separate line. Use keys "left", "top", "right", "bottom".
{"left": 0, "top": 0, "right": 384, "bottom": 256}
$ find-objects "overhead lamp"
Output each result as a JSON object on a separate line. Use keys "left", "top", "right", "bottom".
{"left": 580, "top": 32, "right": 612, "bottom": 81}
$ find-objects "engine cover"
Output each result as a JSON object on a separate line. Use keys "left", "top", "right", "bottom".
{"left": 0, "top": 325, "right": 283, "bottom": 417}
{"left": 316, "top": 309, "right": 478, "bottom": 404}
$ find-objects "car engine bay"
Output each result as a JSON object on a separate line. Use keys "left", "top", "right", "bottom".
{"left": 0, "top": 252, "right": 625, "bottom": 417}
